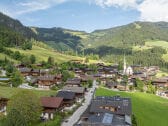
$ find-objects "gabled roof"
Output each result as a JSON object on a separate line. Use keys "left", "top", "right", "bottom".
{"left": 31, "top": 69, "right": 40, "bottom": 73}
{"left": 56, "top": 91, "right": 75, "bottom": 100}
{"left": 66, "top": 78, "right": 81, "bottom": 85}
{"left": 87, "top": 113, "right": 131, "bottom": 126}
{"left": 41, "top": 97, "right": 63, "bottom": 108}
{"left": 19, "top": 67, "right": 32, "bottom": 73}
{"left": 38, "top": 75, "right": 56, "bottom": 81}
{"left": 90, "top": 96, "right": 132, "bottom": 115}
{"left": 62, "top": 86, "right": 85, "bottom": 94}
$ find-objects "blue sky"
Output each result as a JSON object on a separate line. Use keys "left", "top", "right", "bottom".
{"left": 0, "top": 0, "right": 168, "bottom": 32}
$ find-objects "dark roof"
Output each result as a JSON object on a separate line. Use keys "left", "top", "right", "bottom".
{"left": 90, "top": 96, "right": 132, "bottom": 115}
{"left": 31, "top": 69, "right": 40, "bottom": 73}
{"left": 19, "top": 67, "right": 31, "bottom": 73}
{"left": 56, "top": 91, "right": 75, "bottom": 100}
{"left": 62, "top": 86, "right": 85, "bottom": 94}
{"left": 152, "top": 78, "right": 168, "bottom": 83}
{"left": 66, "top": 78, "right": 81, "bottom": 85}
{"left": 86, "top": 113, "right": 131, "bottom": 126}
{"left": 38, "top": 75, "right": 56, "bottom": 81}
{"left": 41, "top": 97, "right": 63, "bottom": 108}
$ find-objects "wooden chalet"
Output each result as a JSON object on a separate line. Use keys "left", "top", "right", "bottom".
{"left": 31, "top": 69, "right": 40, "bottom": 76}
{"left": 40, "top": 97, "right": 63, "bottom": 120}
{"left": 62, "top": 86, "right": 85, "bottom": 97}
{"left": 19, "top": 68, "right": 41, "bottom": 77}
{"left": 37, "top": 75, "right": 58, "bottom": 89}
{"left": 65, "top": 78, "right": 81, "bottom": 87}
{"left": 56, "top": 91, "right": 76, "bottom": 106}
{"left": 0, "top": 97, "right": 8, "bottom": 115}
{"left": 19, "top": 67, "right": 32, "bottom": 76}
{"left": 152, "top": 77, "right": 168, "bottom": 88}
{"left": 80, "top": 96, "right": 132, "bottom": 126}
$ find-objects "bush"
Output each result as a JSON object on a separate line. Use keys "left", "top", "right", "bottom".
{"left": 22, "top": 42, "right": 32, "bottom": 50}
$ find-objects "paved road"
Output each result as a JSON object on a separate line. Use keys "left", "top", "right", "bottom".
{"left": 61, "top": 80, "right": 98, "bottom": 126}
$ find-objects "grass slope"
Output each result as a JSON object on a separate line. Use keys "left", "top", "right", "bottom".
{"left": 145, "top": 40, "right": 168, "bottom": 62}
{"left": 0, "top": 53, "right": 18, "bottom": 63}
{"left": 96, "top": 87, "right": 168, "bottom": 126}
{"left": 9, "top": 45, "right": 83, "bottom": 63}
{"left": 0, "top": 86, "right": 56, "bottom": 98}
{"left": 145, "top": 40, "right": 168, "bottom": 49}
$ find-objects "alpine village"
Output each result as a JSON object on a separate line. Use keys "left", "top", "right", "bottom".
{"left": 1, "top": 1, "right": 168, "bottom": 126}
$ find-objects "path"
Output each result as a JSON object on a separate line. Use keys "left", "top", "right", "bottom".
{"left": 61, "top": 80, "right": 98, "bottom": 126}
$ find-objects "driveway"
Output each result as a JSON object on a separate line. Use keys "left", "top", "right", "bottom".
{"left": 61, "top": 80, "right": 98, "bottom": 126}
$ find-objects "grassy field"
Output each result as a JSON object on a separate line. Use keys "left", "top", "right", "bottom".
{"left": 9, "top": 45, "right": 83, "bottom": 63}
{"left": 0, "top": 86, "right": 56, "bottom": 98}
{"left": 145, "top": 40, "right": 168, "bottom": 62}
{"left": 132, "top": 45, "right": 152, "bottom": 51}
{"left": 145, "top": 40, "right": 168, "bottom": 49}
{"left": 0, "top": 53, "right": 18, "bottom": 63}
{"left": 96, "top": 87, "right": 168, "bottom": 126}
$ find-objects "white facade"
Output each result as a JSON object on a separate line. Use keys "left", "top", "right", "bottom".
{"left": 125, "top": 66, "right": 133, "bottom": 75}
{"left": 123, "top": 55, "right": 133, "bottom": 75}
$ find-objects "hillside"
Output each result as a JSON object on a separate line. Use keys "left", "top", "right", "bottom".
{"left": 1, "top": 12, "right": 168, "bottom": 68}
{"left": 7, "top": 43, "right": 83, "bottom": 63}
{"left": 0, "top": 12, "right": 35, "bottom": 38}
{"left": 96, "top": 88, "right": 168, "bottom": 126}
{"left": 0, "top": 12, "right": 83, "bottom": 64}
{"left": 83, "top": 21, "right": 168, "bottom": 48}
{"left": 32, "top": 27, "right": 85, "bottom": 52}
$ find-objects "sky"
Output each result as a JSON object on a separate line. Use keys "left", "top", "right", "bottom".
{"left": 0, "top": 0, "right": 168, "bottom": 32}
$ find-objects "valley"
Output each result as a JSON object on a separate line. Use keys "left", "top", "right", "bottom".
{"left": 0, "top": 11, "right": 168, "bottom": 126}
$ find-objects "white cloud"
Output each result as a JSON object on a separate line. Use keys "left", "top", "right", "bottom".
{"left": 94, "top": 0, "right": 139, "bottom": 9}
{"left": 0, "top": 0, "right": 68, "bottom": 17}
{"left": 16, "top": 0, "right": 68, "bottom": 15}
{"left": 138, "top": 0, "right": 168, "bottom": 22}
{"left": 1, "top": 0, "right": 168, "bottom": 23}
{"left": 94, "top": 0, "right": 168, "bottom": 22}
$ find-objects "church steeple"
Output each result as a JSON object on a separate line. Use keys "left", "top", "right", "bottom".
{"left": 123, "top": 54, "right": 126, "bottom": 74}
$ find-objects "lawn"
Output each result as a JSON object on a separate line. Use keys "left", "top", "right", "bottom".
{"left": 0, "top": 86, "right": 56, "bottom": 98}
{"left": 96, "top": 87, "right": 168, "bottom": 126}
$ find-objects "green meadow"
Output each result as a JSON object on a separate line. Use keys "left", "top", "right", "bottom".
{"left": 0, "top": 86, "right": 56, "bottom": 98}
{"left": 9, "top": 45, "right": 83, "bottom": 63}
{"left": 96, "top": 87, "right": 168, "bottom": 126}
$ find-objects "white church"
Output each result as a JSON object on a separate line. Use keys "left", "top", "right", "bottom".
{"left": 123, "top": 56, "right": 133, "bottom": 76}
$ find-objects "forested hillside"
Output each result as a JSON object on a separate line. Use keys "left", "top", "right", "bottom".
{"left": 1, "top": 12, "right": 168, "bottom": 70}
{"left": 0, "top": 12, "right": 35, "bottom": 39}
{"left": 0, "top": 12, "right": 36, "bottom": 48}
{"left": 32, "top": 27, "right": 84, "bottom": 52}
{"left": 83, "top": 21, "right": 168, "bottom": 48}
{"left": 0, "top": 12, "right": 82, "bottom": 65}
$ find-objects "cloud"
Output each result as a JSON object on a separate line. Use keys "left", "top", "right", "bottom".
{"left": 94, "top": 0, "right": 168, "bottom": 22}
{"left": 138, "top": 0, "right": 168, "bottom": 22}
{"left": 1, "top": 0, "right": 168, "bottom": 23}
{"left": 0, "top": 0, "right": 68, "bottom": 17}
{"left": 16, "top": 0, "right": 68, "bottom": 15}
{"left": 94, "top": 0, "right": 139, "bottom": 9}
